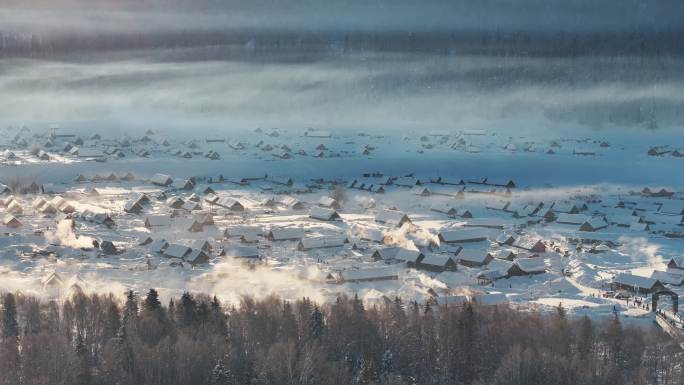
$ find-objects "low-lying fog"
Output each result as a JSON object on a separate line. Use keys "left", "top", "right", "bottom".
{"left": 1, "top": 50, "right": 683, "bottom": 139}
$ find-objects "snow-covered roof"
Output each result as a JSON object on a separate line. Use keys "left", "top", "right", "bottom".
{"left": 457, "top": 249, "right": 493, "bottom": 265}
{"left": 268, "top": 228, "right": 305, "bottom": 241}
{"left": 225, "top": 226, "right": 262, "bottom": 238}
{"left": 309, "top": 207, "right": 341, "bottom": 221}
{"left": 164, "top": 244, "right": 191, "bottom": 259}
{"left": 660, "top": 201, "right": 684, "bottom": 216}
{"left": 650, "top": 271, "right": 684, "bottom": 286}
{"left": 555, "top": 213, "right": 590, "bottom": 225}
{"left": 511, "top": 258, "right": 546, "bottom": 273}
{"left": 472, "top": 293, "right": 508, "bottom": 305}
{"left": 438, "top": 228, "right": 490, "bottom": 243}
{"left": 436, "top": 295, "right": 469, "bottom": 306}
{"left": 613, "top": 273, "right": 660, "bottom": 290}
{"left": 150, "top": 173, "right": 172, "bottom": 186}
{"left": 339, "top": 267, "right": 398, "bottom": 282}
{"left": 420, "top": 253, "right": 456, "bottom": 267}
{"left": 298, "top": 236, "right": 347, "bottom": 251}
{"left": 223, "top": 245, "right": 259, "bottom": 258}
{"left": 216, "top": 197, "right": 245, "bottom": 211}
{"left": 317, "top": 196, "right": 339, "bottom": 208}
{"left": 373, "top": 247, "right": 420, "bottom": 262}
{"left": 375, "top": 210, "right": 411, "bottom": 227}
{"left": 145, "top": 215, "right": 171, "bottom": 227}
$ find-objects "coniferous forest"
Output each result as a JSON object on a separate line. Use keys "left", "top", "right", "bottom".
{"left": 0, "top": 289, "right": 682, "bottom": 385}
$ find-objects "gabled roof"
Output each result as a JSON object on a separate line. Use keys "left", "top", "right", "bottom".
{"left": 650, "top": 271, "right": 684, "bottom": 286}
{"left": 145, "top": 215, "right": 171, "bottom": 227}
{"left": 372, "top": 247, "right": 420, "bottom": 262}
{"left": 613, "top": 273, "right": 661, "bottom": 290}
{"left": 358, "top": 228, "right": 385, "bottom": 243}
{"left": 309, "top": 207, "right": 341, "bottom": 221}
{"left": 510, "top": 258, "right": 546, "bottom": 274}
{"left": 225, "top": 226, "right": 262, "bottom": 238}
{"left": 419, "top": 253, "right": 456, "bottom": 267}
{"left": 555, "top": 213, "right": 590, "bottom": 225}
{"left": 3, "top": 215, "right": 21, "bottom": 227}
{"left": 317, "top": 196, "right": 340, "bottom": 208}
{"left": 298, "top": 236, "right": 347, "bottom": 251}
{"left": 375, "top": 210, "right": 411, "bottom": 227}
{"left": 463, "top": 219, "right": 503, "bottom": 229}
{"left": 393, "top": 176, "right": 420, "bottom": 187}
{"left": 339, "top": 267, "right": 398, "bottom": 282}
{"left": 163, "top": 244, "right": 192, "bottom": 259}
{"left": 512, "top": 238, "right": 546, "bottom": 252}
{"left": 223, "top": 245, "right": 259, "bottom": 258}
{"left": 172, "top": 179, "right": 194, "bottom": 190}
{"left": 124, "top": 199, "right": 143, "bottom": 213}
{"left": 216, "top": 197, "right": 245, "bottom": 211}
{"left": 186, "top": 249, "right": 209, "bottom": 264}
{"left": 457, "top": 249, "right": 493, "bottom": 265}
{"left": 660, "top": 201, "right": 684, "bottom": 215}
{"left": 668, "top": 256, "right": 684, "bottom": 269}
{"left": 472, "top": 293, "right": 508, "bottom": 306}
{"left": 438, "top": 228, "right": 490, "bottom": 243}
{"left": 150, "top": 173, "right": 173, "bottom": 186}
{"left": 551, "top": 201, "right": 580, "bottom": 214}
{"left": 579, "top": 217, "right": 609, "bottom": 231}
{"left": 268, "top": 228, "right": 305, "bottom": 241}
{"left": 430, "top": 204, "right": 458, "bottom": 216}
{"left": 149, "top": 239, "right": 169, "bottom": 253}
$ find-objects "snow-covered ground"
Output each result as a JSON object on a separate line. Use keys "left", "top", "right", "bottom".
{"left": 1, "top": 123, "right": 683, "bottom": 326}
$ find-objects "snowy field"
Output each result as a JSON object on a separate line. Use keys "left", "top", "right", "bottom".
{"left": 1, "top": 50, "right": 683, "bottom": 324}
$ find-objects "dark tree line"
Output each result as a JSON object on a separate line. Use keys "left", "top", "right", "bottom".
{"left": 3, "top": 29, "right": 684, "bottom": 60}
{"left": 0, "top": 289, "right": 682, "bottom": 385}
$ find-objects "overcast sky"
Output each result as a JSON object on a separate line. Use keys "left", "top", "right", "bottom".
{"left": 2, "top": 0, "right": 683, "bottom": 35}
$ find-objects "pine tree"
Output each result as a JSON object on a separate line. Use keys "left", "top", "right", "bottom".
{"left": 556, "top": 302, "right": 567, "bottom": 319}
{"left": 123, "top": 290, "right": 138, "bottom": 322}
{"left": 309, "top": 305, "right": 324, "bottom": 341}
{"left": 168, "top": 298, "right": 175, "bottom": 317}
{"left": 143, "top": 288, "right": 161, "bottom": 311}
{"left": 177, "top": 292, "right": 197, "bottom": 327}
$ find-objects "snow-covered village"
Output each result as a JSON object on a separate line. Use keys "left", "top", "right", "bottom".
{"left": 2, "top": 124, "right": 683, "bottom": 326}
{"left": 2, "top": 1, "right": 684, "bottom": 384}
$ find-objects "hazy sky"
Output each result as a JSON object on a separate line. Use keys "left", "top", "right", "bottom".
{"left": 2, "top": 0, "right": 683, "bottom": 35}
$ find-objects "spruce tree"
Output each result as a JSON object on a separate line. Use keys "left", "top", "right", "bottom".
{"left": 123, "top": 290, "right": 138, "bottom": 322}
{"left": 309, "top": 305, "right": 324, "bottom": 341}
{"left": 143, "top": 288, "right": 161, "bottom": 311}
{"left": 177, "top": 292, "right": 197, "bottom": 327}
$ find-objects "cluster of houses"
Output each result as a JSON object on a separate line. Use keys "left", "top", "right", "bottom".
{"left": 1, "top": 125, "right": 683, "bottom": 307}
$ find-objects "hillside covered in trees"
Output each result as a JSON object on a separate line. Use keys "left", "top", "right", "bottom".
{"left": 0, "top": 290, "right": 681, "bottom": 385}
